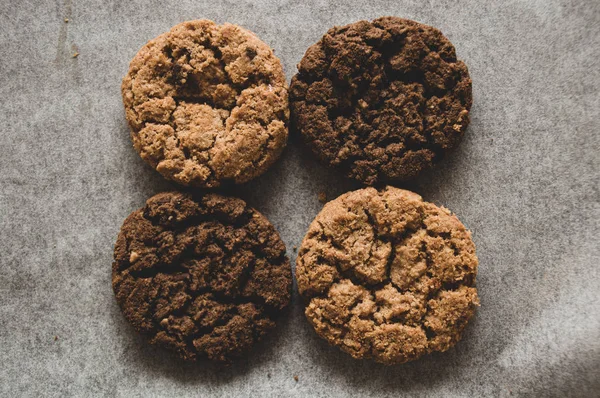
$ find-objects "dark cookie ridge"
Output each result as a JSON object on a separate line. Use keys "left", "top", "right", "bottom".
{"left": 122, "top": 20, "right": 289, "bottom": 188}
{"left": 289, "top": 17, "right": 472, "bottom": 185}
{"left": 112, "top": 191, "right": 292, "bottom": 362}
{"left": 296, "top": 187, "right": 479, "bottom": 365}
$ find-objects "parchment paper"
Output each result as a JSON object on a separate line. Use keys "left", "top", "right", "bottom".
{"left": 1, "top": 0, "right": 598, "bottom": 396}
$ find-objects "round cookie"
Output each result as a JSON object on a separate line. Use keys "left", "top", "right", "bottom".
{"left": 289, "top": 17, "right": 472, "bottom": 185}
{"left": 296, "top": 187, "right": 479, "bottom": 365}
{"left": 112, "top": 191, "right": 292, "bottom": 362}
{"left": 122, "top": 20, "right": 289, "bottom": 188}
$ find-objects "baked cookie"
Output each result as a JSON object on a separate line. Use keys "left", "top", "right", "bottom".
{"left": 112, "top": 191, "right": 292, "bottom": 362}
{"left": 289, "top": 17, "right": 472, "bottom": 185}
{"left": 122, "top": 20, "right": 289, "bottom": 187}
{"left": 296, "top": 187, "right": 479, "bottom": 365}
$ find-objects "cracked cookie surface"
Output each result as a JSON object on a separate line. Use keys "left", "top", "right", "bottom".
{"left": 122, "top": 20, "right": 289, "bottom": 187}
{"left": 112, "top": 191, "right": 291, "bottom": 362}
{"left": 296, "top": 187, "right": 479, "bottom": 365}
{"left": 289, "top": 17, "right": 472, "bottom": 185}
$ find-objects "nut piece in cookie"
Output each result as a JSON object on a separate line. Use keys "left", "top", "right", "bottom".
{"left": 112, "top": 191, "right": 292, "bottom": 362}
{"left": 122, "top": 20, "right": 289, "bottom": 188}
{"left": 290, "top": 17, "right": 472, "bottom": 185}
{"left": 296, "top": 186, "right": 479, "bottom": 365}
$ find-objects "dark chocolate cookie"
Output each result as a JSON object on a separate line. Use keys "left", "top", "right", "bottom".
{"left": 112, "top": 191, "right": 292, "bottom": 362}
{"left": 289, "top": 17, "right": 472, "bottom": 185}
{"left": 296, "top": 187, "right": 479, "bottom": 365}
{"left": 122, "top": 20, "right": 289, "bottom": 188}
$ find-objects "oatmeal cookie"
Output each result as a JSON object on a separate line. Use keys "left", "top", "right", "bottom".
{"left": 296, "top": 186, "right": 479, "bottom": 364}
{"left": 122, "top": 20, "right": 289, "bottom": 187}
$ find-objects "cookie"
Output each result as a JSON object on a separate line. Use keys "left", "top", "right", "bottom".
{"left": 112, "top": 191, "right": 292, "bottom": 362}
{"left": 122, "top": 20, "right": 289, "bottom": 188}
{"left": 289, "top": 17, "right": 472, "bottom": 185}
{"left": 296, "top": 187, "right": 479, "bottom": 365}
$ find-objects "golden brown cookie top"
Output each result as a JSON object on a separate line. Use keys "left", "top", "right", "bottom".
{"left": 290, "top": 17, "right": 472, "bottom": 185}
{"left": 112, "top": 191, "right": 292, "bottom": 362}
{"left": 296, "top": 186, "right": 479, "bottom": 364}
{"left": 122, "top": 20, "right": 289, "bottom": 187}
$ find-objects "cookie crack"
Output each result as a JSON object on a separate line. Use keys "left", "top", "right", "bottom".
{"left": 249, "top": 128, "right": 277, "bottom": 170}
{"left": 206, "top": 42, "right": 242, "bottom": 95}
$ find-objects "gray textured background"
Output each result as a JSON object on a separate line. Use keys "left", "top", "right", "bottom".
{"left": 1, "top": 0, "right": 599, "bottom": 397}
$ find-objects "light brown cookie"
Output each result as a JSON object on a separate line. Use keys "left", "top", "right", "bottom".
{"left": 122, "top": 20, "right": 289, "bottom": 187}
{"left": 296, "top": 186, "right": 479, "bottom": 365}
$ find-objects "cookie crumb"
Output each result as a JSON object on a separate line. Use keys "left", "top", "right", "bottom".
{"left": 129, "top": 251, "right": 139, "bottom": 263}
{"left": 54, "top": 335, "right": 58, "bottom": 341}
{"left": 293, "top": 375, "right": 299, "bottom": 382}
{"left": 64, "top": 18, "right": 69, "bottom": 23}
{"left": 293, "top": 246, "right": 297, "bottom": 252}
{"left": 245, "top": 47, "right": 257, "bottom": 59}
{"left": 72, "top": 52, "right": 79, "bottom": 58}
{"left": 318, "top": 192, "right": 327, "bottom": 203}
